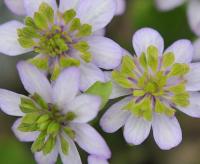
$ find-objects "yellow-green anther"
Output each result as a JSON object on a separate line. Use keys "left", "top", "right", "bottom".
{"left": 144, "top": 81, "right": 157, "bottom": 93}
{"left": 38, "top": 120, "right": 51, "bottom": 131}
{"left": 139, "top": 52, "right": 147, "bottom": 70}
{"left": 172, "top": 92, "right": 190, "bottom": 107}
{"left": 22, "top": 27, "right": 40, "bottom": 38}
{"left": 77, "top": 24, "right": 92, "bottom": 37}
{"left": 146, "top": 45, "right": 158, "bottom": 72}
{"left": 112, "top": 71, "right": 134, "bottom": 88}
{"left": 137, "top": 72, "right": 147, "bottom": 88}
{"left": 81, "top": 51, "right": 92, "bottom": 63}
{"left": 60, "top": 57, "right": 80, "bottom": 68}
{"left": 168, "top": 63, "right": 190, "bottom": 77}
{"left": 24, "top": 17, "right": 37, "bottom": 28}
{"left": 143, "top": 109, "right": 153, "bottom": 121}
{"left": 47, "top": 121, "right": 60, "bottom": 135}
{"left": 162, "top": 52, "right": 175, "bottom": 68}
{"left": 31, "top": 132, "right": 46, "bottom": 152}
{"left": 70, "top": 18, "right": 81, "bottom": 32}
{"left": 39, "top": 2, "right": 54, "bottom": 23}
{"left": 63, "top": 9, "right": 76, "bottom": 24}
{"left": 121, "top": 55, "right": 135, "bottom": 77}
{"left": 165, "top": 107, "right": 176, "bottom": 117}
{"left": 31, "top": 93, "right": 48, "bottom": 109}
{"left": 63, "top": 127, "right": 76, "bottom": 139}
{"left": 155, "top": 99, "right": 165, "bottom": 113}
{"left": 29, "top": 57, "right": 49, "bottom": 70}
{"left": 123, "top": 100, "right": 136, "bottom": 111}
{"left": 74, "top": 41, "right": 90, "bottom": 53}
{"left": 154, "top": 71, "right": 167, "bottom": 88}
{"left": 51, "top": 64, "right": 61, "bottom": 81}
{"left": 133, "top": 90, "right": 145, "bottom": 97}
{"left": 34, "top": 12, "right": 48, "bottom": 29}
{"left": 18, "top": 37, "right": 35, "bottom": 48}
{"left": 20, "top": 97, "right": 37, "bottom": 113}
{"left": 18, "top": 123, "right": 38, "bottom": 132}
{"left": 37, "top": 114, "right": 50, "bottom": 124}
{"left": 55, "top": 38, "right": 69, "bottom": 51}
{"left": 65, "top": 112, "right": 76, "bottom": 121}
{"left": 43, "top": 136, "right": 56, "bottom": 155}
{"left": 22, "top": 113, "right": 40, "bottom": 124}
{"left": 167, "top": 83, "right": 185, "bottom": 94}
{"left": 60, "top": 135, "right": 69, "bottom": 155}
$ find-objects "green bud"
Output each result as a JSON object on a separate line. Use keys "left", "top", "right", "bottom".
{"left": 29, "top": 57, "right": 49, "bottom": 70}
{"left": 39, "top": 2, "right": 54, "bottom": 23}
{"left": 167, "top": 83, "right": 185, "bottom": 94}
{"left": 123, "top": 100, "right": 136, "bottom": 111}
{"left": 18, "top": 123, "right": 38, "bottom": 132}
{"left": 77, "top": 24, "right": 92, "bottom": 37}
{"left": 63, "top": 9, "right": 76, "bottom": 24}
{"left": 162, "top": 52, "right": 175, "bottom": 68}
{"left": 73, "top": 41, "right": 90, "bottom": 53}
{"left": 47, "top": 121, "right": 60, "bottom": 135}
{"left": 65, "top": 112, "right": 76, "bottom": 121}
{"left": 20, "top": 97, "right": 37, "bottom": 113}
{"left": 31, "top": 93, "right": 48, "bottom": 109}
{"left": 18, "top": 37, "right": 35, "bottom": 48}
{"left": 70, "top": 18, "right": 81, "bottom": 32}
{"left": 24, "top": 17, "right": 37, "bottom": 29}
{"left": 144, "top": 81, "right": 157, "bottom": 93}
{"left": 63, "top": 127, "right": 76, "bottom": 139}
{"left": 21, "top": 27, "right": 40, "bottom": 38}
{"left": 37, "top": 114, "right": 50, "bottom": 124}
{"left": 121, "top": 55, "right": 135, "bottom": 77}
{"left": 133, "top": 90, "right": 145, "bottom": 97}
{"left": 168, "top": 63, "right": 190, "bottom": 77}
{"left": 43, "top": 136, "right": 56, "bottom": 155}
{"left": 38, "top": 120, "right": 51, "bottom": 131}
{"left": 146, "top": 46, "right": 158, "bottom": 72}
{"left": 165, "top": 108, "right": 176, "bottom": 117}
{"left": 22, "top": 113, "right": 40, "bottom": 124}
{"left": 51, "top": 63, "right": 61, "bottom": 81}
{"left": 31, "top": 132, "right": 46, "bottom": 152}
{"left": 81, "top": 51, "right": 92, "bottom": 63}
{"left": 34, "top": 12, "right": 48, "bottom": 29}
{"left": 155, "top": 99, "right": 165, "bottom": 113}
{"left": 60, "top": 57, "right": 80, "bottom": 68}
{"left": 60, "top": 135, "right": 69, "bottom": 155}
{"left": 139, "top": 52, "right": 147, "bottom": 70}
{"left": 172, "top": 92, "right": 190, "bottom": 107}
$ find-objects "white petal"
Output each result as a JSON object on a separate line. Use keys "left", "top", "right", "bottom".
{"left": 115, "top": 0, "right": 126, "bottom": 16}
{"left": 0, "top": 20, "right": 31, "bottom": 56}
{"left": 66, "top": 94, "right": 101, "bottom": 123}
{"left": 53, "top": 67, "right": 80, "bottom": 108}
{"left": 17, "top": 61, "right": 52, "bottom": 103}
{"left": 35, "top": 146, "right": 59, "bottom": 164}
{"left": 79, "top": 62, "right": 105, "bottom": 91}
{"left": 132, "top": 28, "right": 164, "bottom": 56}
{"left": 100, "top": 96, "right": 131, "bottom": 133}
{"left": 152, "top": 113, "right": 182, "bottom": 150}
{"left": 185, "top": 63, "right": 200, "bottom": 91}
{"left": 88, "top": 155, "right": 109, "bottom": 164}
{"left": 71, "top": 123, "right": 111, "bottom": 159}
{"left": 59, "top": 134, "right": 81, "bottom": 164}
{"left": 12, "top": 118, "right": 39, "bottom": 142}
{"left": 85, "top": 36, "right": 122, "bottom": 69}
{"left": 155, "top": 0, "right": 185, "bottom": 11}
{"left": 192, "top": 38, "right": 200, "bottom": 62}
{"left": 104, "top": 71, "right": 131, "bottom": 99}
{"left": 4, "top": 0, "right": 26, "bottom": 15}
{"left": 123, "top": 115, "right": 151, "bottom": 145}
{"left": 59, "top": 0, "right": 80, "bottom": 12}
{"left": 23, "top": 0, "right": 57, "bottom": 17}
{"left": 178, "top": 91, "right": 200, "bottom": 118}
{"left": 164, "top": 39, "right": 193, "bottom": 63}
{"left": 76, "top": 0, "right": 116, "bottom": 31}
{"left": 93, "top": 29, "right": 106, "bottom": 36}
{"left": 0, "top": 89, "right": 24, "bottom": 116}
{"left": 187, "top": 0, "right": 200, "bottom": 36}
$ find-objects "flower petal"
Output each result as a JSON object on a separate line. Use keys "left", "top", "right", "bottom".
{"left": 17, "top": 61, "right": 52, "bottom": 103}
{"left": 192, "top": 38, "right": 200, "bottom": 62}
{"left": 185, "top": 63, "right": 200, "bottom": 91}
{"left": 155, "top": 0, "right": 184, "bottom": 11}
{"left": 53, "top": 67, "right": 80, "bottom": 108}
{"left": 59, "top": 134, "right": 82, "bottom": 164}
{"left": 35, "top": 146, "right": 59, "bottom": 164}
{"left": 85, "top": 36, "right": 122, "bottom": 69}
{"left": 187, "top": 0, "right": 200, "bottom": 36}
{"left": 76, "top": 0, "right": 116, "bottom": 31}
{"left": 88, "top": 155, "right": 109, "bottom": 164}
{"left": 65, "top": 94, "right": 101, "bottom": 123}
{"left": 164, "top": 39, "right": 193, "bottom": 63}
{"left": 24, "top": 0, "right": 57, "bottom": 17}
{"left": 115, "top": 0, "right": 126, "bottom": 16}
{"left": 100, "top": 96, "right": 131, "bottom": 133}
{"left": 59, "top": 0, "right": 80, "bottom": 12}
{"left": 104, "top": 71, "right": 131, "bottom": 99}
{"left": 178, "top": 92, "right": 200, "bottom": 118}
{"left": 93, "top": 29, "right": 106, "bottom": 36}
{"left": 0, "top": 89, "right": 24, "bottom": 116}
{"left": 123, "top": 115, "right": 151, "bottom": 145}
{"left": 12, "top": 118, "right": 39, "bottom": 142}
{"left": 4, "top": 0, "right": 26, "bottom": 15}
{"left": 152, "top": 113, "right": 182, "bottom": 150}
{"left": 71, "top": 123, "right": 111, "bottom": 159}
{"left": 0, "top": 20, "right": 31, "bottom": 56}
{"left": 79, "top": 62, "right": 105, "bottom": 91}
{"left": 132, "top": 28, "right": 164, "bottom": 56}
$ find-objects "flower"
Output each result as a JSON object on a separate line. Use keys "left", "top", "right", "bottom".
{"left": 115, "top": 0, "right": 126, "bottom": 16}
{"left": 155, "top": 0, "right": 200, "bottom": 37}
{"left": 0, "top": 62, "right": 111, "bottom": 163}
{"left": 88, "top": 155, "right": 109, "bottom": 164}
{"left": 0, "top": 0, "right": 122, "bottom": 91}
{"left": 100, "top": 27, "right": 200, "bottom": 150}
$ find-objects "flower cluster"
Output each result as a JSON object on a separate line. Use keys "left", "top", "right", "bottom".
{"left": 0, "top": 0, "right": 200, "bottom": 164}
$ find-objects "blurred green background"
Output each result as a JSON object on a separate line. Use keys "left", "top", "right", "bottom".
{"left": 0, "top": 0, "right": 200, "bottom": 163}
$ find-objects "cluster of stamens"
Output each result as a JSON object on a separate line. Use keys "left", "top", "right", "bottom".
{"left": 112, "top": 46, "right": 190, "bottom": 121}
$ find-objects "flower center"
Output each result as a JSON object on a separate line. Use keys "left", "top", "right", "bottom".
{"left": 18, "top": 93, "right": 75, "bottom": 155}
{"left": 112, "top": 45, "right": 190, "bottom": 121}
{"left": 17, "top": 3, "right": 92, "bottom": 79}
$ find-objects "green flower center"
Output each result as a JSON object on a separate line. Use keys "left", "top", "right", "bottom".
{"left": 17, "top": 3, "right": 92, "bottom": 80}
{"left": 18, "top": 93, "right": 75, "bottom": 155}
{"left": 112, "top": 45, "right": 190, "bottom": 121}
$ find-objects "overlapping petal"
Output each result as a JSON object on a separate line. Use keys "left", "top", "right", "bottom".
{"left": 155, "top": 0, "right": 184, "bottom": 11}
{"left": 4, "top": 0, "right": 26, "bottom": 16}
{"left": 88, "top": 155, "right": 109, "bottom": 164}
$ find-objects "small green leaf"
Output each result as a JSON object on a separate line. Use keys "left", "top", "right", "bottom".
{"left": 86, "top": 81, "right": 112, "bottom": 108}
{"left": 60, "top": 135, "right": 69, "bottom": 155}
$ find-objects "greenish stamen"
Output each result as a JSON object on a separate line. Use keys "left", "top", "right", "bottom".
{"left": 18, "top": 93, "right": 76, "bottom": 155}
{"left": 114, "top": 46, "right": 190, "bottom": 121}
